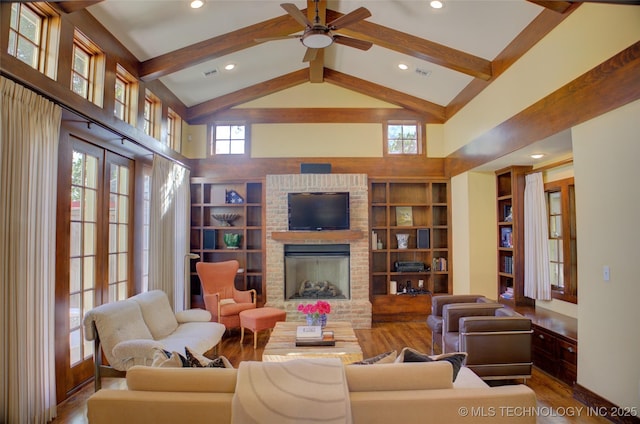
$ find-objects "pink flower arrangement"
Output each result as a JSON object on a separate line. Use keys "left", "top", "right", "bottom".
{"left": 297, "top": 300, "right": 331, "bottom": 317}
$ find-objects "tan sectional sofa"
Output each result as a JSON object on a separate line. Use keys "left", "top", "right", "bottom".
{"left": 87, "top": 360, "right": 536, "bottom": 424}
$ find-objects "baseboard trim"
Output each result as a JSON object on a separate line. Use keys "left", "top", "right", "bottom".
{"left": 573, "top": 384, "right": 640, "bottom": 424}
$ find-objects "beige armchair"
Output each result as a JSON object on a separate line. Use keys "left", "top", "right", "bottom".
{"left": 442, "top": 303, "right": 533, "bottom": 381}
{"left": 196, "top": 260, "right": 256, "bottom": 329}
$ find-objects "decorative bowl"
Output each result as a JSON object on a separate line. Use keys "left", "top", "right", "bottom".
{"left": 212, "top": 213, "right": 240, "bottom": 227}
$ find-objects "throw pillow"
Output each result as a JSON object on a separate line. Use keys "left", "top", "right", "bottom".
{"left": 351, "top": 350, "right": 397, "bottom": 365}
{"left": 185, "top": 346, "right": 233, "bottom": 368}
{"left": 395, "top": 347, "right": 467, "bottom": 381}
{"left": 151, "top": 349, "right": 189, "bottom": 368}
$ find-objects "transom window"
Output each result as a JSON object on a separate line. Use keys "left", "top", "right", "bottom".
{"left": 71, "top": 30, "right": 104, "bottom": 107}
{"left": 386, "top": 121, "right": 421, "bottom": 155}
{"left": 212, "top": 124, "right": 246, "bottom": 155}
{"left": 545, "top": 178, "right": 577, "bottom": 303}
{"left": 143, "top": 90, "right": 161, "bottom": 139}
{"left": 114, "top": 64, "right": 137, "bottom": 126}
{"left": 7, "top": 2, "right": 59, "bottom": 78}
{"left": 167, "top": 108, "right": 183, "bottom": 152}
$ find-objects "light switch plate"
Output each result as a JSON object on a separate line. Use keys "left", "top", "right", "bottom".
{"left": 603, "top": 265, "right": 610, "bottom": 281}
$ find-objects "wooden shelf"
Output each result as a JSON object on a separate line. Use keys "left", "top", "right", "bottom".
{"left": 369, "top": 179, "right": 451, "bottom": 321}
{"left": 271, "top": 230, "right": 364, "bottom": 242}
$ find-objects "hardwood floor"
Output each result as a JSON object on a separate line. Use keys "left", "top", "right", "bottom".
{"left": 52, "top": 321, "right": 610, "bottom": 424}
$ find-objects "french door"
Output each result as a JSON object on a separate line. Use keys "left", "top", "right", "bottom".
{"left": 55, "top": 132, "right": 134, "bottom": 401}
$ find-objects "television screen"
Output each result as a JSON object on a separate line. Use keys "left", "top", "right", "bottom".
{"left": 288, "top": 192, "right": 350, "bottom": 231}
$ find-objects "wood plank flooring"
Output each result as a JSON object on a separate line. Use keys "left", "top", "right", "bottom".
{"left": 51, "top": 321, "right": 611, "bottom": 424}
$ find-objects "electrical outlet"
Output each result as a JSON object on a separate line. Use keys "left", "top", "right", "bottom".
{"left": 603, "top": 265, "right": 610, "bottom": 281}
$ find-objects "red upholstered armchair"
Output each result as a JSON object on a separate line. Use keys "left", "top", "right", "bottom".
{"left": 196, "top": 260, "right": 256, "bottom": 329}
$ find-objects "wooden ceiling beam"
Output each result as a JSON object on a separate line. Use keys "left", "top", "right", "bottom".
{"left": 323, "top": 68, "right": 445, "bottom": 122}
{"left": 139, "top": 13, "right": 304, "bottom": 81}
{"left": 526, "top": 1, "right": 575, "bottom": 14}
{"left": 446, "top": 5, "right": 579, "bottom": 118}
{"left": 326, "top": 9, "right": 492, "bottom": 81}
{"left": 55, "top": 1, "right": 103, "bottom": 14}
{"left": 206, "top": 108, "right": 424, "bottom": 123}
{"left": 186, "top": 69, "right": 310, "bottom": 124}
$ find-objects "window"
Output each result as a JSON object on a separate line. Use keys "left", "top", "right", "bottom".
{"left": 167, "top": 108, "right": 183, "bottom": 152}
{"left": 385, "top": 121, "right": 422, "bottom": 155}
{"left": 212, "top": 123, "right": 246, "bottom": 155}
{"left": 114, "top": 64, "right": 137, "bottom": 126}
{"left": 144, "top": 90, "right": 161, "bottom": 139}
{"left": 545, "top": 178, "right": 577, "bottom": 303}
{"left": 71, "top": 30, "right": 104, "bottom": 106}
{"left": 7, "top": 2, "right": 59, "bottom": 78}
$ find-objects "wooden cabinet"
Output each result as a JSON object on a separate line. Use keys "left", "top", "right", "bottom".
{"left": 369, "top": 179, "right": 451, "bottom": 321}
{"left": 189, "top": 178, "right": 265, "bottom": 306}
{"left": 495, "top": 166, "right": 534, "bottom": 307}
{"left": 532, "top": 325, "right": 578, "bottom": 385}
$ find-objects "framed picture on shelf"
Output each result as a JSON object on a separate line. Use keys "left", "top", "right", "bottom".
{"left": 395, "top": 206, "right": 413, "bottom": 226}
{"left": 500, "top": 227, "right": 513, "bottom": 248}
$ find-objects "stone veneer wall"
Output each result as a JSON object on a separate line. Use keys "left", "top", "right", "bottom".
{"left": 265, "top": 174, "right": 372, "bottom": 329}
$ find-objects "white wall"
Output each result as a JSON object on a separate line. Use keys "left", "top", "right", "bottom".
{"left": 451, "top": 171, "right": 496, "bottom": 297}
{"left": 572, "top": 99, "right": 640, "bottom": 411}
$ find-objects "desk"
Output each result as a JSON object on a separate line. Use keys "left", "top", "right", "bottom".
{"left": 262, "top": 321, "right": 363, "bottom": 364}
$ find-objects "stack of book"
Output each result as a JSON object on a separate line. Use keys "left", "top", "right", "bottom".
{"left": 295, "top": 326, "right": 335, "bottom": 346}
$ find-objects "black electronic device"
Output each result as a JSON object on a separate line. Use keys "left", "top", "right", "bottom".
{"left": 394, "top": 261, "right": 427, "bottom": 272}
{"left": 288, "top": 192, "right": 350, "bottom": 231}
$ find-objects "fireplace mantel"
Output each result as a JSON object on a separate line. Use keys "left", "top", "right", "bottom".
{"left": 271, "top": 230, "right": 364, "bottom": 242}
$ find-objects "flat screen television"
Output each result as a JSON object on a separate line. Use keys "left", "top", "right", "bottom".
{"left": 288, "top": 192, "right": 350, "bottom": 231}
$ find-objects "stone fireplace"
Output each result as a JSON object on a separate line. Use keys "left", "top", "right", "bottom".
{"left": 265, "top": 173, "right": 371, "bottom": 329}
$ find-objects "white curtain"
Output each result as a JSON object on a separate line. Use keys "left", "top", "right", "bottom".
{"left": 524, "top": 172, "right": 551, "bottom": 300}
{"left": 1, "top": 77, "right": 61, "bottom": 423}
{"left": 148, "top": 155, "right": 191, "bottom": 311}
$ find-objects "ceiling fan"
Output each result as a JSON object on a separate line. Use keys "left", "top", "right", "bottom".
{"left": 257, "top": 1, "right": 373, "bottom": 62}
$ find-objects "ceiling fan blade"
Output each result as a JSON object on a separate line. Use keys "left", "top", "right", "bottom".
{"left": 333, "top": 35, "right": 373, "bottom": 51}
{"left": 327, "top": 7, "right": 371, "bottom": 30}
{"left": 255, "top": 35, "right": 301, "bottom": 43}
{"left": 303, "top": 48, "right": 320, "bottom": 62}
{"left": 281, "top": 3, "right": 312, "bottom": 28}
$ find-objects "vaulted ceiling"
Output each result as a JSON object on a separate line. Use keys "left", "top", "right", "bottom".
{"left": 84, "top": 0, "right": 581, "bottom": 126}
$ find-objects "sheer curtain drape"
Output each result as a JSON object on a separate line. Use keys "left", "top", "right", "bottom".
{"left": 524, "top": 172, "right": 551, "bottom": 300}
{"left": 1, "top": 77, "right": 61, "bottom": 423}
{"left": 148, "top": 155, "right": 191, "bottom": 311}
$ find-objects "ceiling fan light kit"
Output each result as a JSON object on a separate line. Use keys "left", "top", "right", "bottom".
{"left": 301, "top": 30, "right": 333, "bottom": 49}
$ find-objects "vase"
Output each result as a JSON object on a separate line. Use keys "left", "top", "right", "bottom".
{"left": 306, "top": 314, "right": 327, "bottom": 327}
{"left": 396, "top": 233, "right": 410, "bottom": 249}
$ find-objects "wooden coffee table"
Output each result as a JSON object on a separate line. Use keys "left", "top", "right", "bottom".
{"left": 262, "top": 321, "right": 364, "bottom": 364}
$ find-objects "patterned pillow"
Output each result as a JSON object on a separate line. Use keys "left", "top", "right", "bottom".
{"left": 351, "top": 350, "right": 397, "bottom": 365}
{"left": 151, "top": 349, "right": 189, "bottom": 368}
{"left": 395, "top": 347, "right": 467, "bottom": 381}
{"left": 185, "top": 346, "right": 233, "bottom": 368}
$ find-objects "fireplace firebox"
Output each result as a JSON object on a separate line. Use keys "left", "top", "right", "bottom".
{"left": 284, "top": 244, "right": 350, "bottom": 300}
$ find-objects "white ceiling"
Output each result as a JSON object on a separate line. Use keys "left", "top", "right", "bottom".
{"left": 87, "top": 0, "right": 543, "bottom": 108}
{"left": 86, "top": 0, "right": 574, "bottom": 170}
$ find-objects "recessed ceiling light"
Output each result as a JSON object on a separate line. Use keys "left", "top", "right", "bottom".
{"left": 398, "top": 63, "right": 409, "bottom": 71}
{"left": 224, "top": 63, "right": 236, "bottom": 71}
{"left": 530, "top": 153, "right": 545, "bottom": 159}
{"left": 190, "top": 0, "right": 204, "bottom": 9}
{"left": 430, "top": 1, "right": 444, "bottom": 9}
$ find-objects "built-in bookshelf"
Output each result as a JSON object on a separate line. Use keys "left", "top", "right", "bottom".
{"left": 369, "top": 179, "right": 451, "bottom": 321}
{"left": 495, "top": 166, "right": 534, "bottom": 307}
{"left": 189, "top": 178, "right": 265, "bottom": 306}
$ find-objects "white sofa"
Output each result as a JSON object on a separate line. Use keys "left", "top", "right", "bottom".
{"left": 87, "top": 360, "right": 537, "bottom": 424}
{"left": 83, "top": 290, "right": 226, "bottom": 389}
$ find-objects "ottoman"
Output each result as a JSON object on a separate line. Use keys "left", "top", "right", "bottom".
{"left": 239, "top": 307, "right": 287, "bottom": 349}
